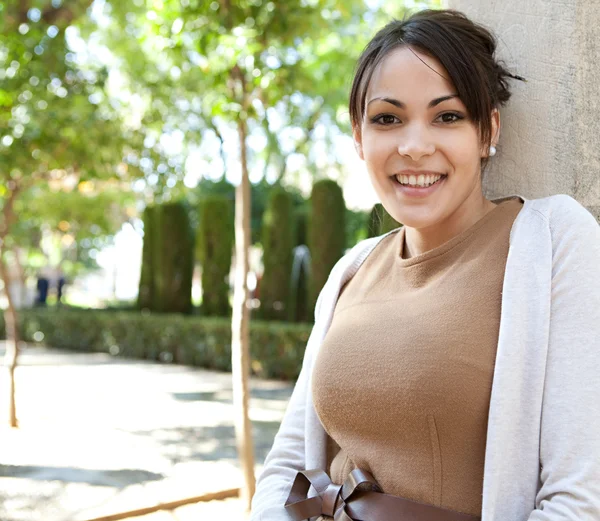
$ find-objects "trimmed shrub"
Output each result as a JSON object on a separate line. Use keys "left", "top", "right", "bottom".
{"left": 137, "top": 206, "right": 155, "bottom": 310}
{"left": 138, "top": 202, "right": 194, "bottom": 314}
{"left": 367, "top": 204, "right": 380, "bottom": 238}
{"left": 346, "top": 208, "right": 369, "bottom": 248}
{"left": 0, "top": 309, "right": 312, "bottom": 381}
{"left": 197, "top": 195, "right": 234, "bottom": 317}
{"left": 309, "top": 179, "right": 346, "bottom": 313}
{"left": 260, "top": 188, "right": 294, "bottom": 321}
{"left": 157, "top": 202, "right": 195, "bottom": 313}
{"left": 368, "top": 203, "right": 401, "bottom": 237}
{"left": 294, "top": 206, "right": 308, "bottom": 247}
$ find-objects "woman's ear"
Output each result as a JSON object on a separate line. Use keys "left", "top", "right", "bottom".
{"left": 481, "top": 109, "right": 501, "bottom": 158}
{"left": 491, "top": 108, "right": 500, "bottom": 148}
{"left": 353, "top": 125, "right": 364, "bottom": 160}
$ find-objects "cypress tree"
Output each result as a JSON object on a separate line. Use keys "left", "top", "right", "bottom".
{"left": 260, "top": 188, "right": 294, "bottom": 321}
{"left": 197, "top": 195, "right": 233, "bottom": 316}
{"left": 151, "top": 204, "right": 166, "bottom": 312}
{"left": 309, "top": 179, "right": 346, "bottom": 314}
{"left": 139, "top": 202, "right": 193, "bottom": 314}
{"left": 367, "top": 204, "right": 381, "bottom": 238}
{"left": 160, "top": 202, "right": 194, "bottom": 314}
{"left": 294, "top": 205, "right": 308, "bottom": 247}
{"left": 137, "top": 206, "right": 155, "bottom": 310}
{"left": 368, "top": 203, "right": 401, "bottom": 236}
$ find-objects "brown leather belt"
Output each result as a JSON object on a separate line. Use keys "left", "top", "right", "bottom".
{"left": 285, "top": 468, "right": 481, "bottom": 521}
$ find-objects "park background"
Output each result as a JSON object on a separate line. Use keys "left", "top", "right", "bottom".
{"left": 3, "top": 0, "right": 600, "bottom": 519}
{"left": 0, "top": 1, "right": 438, "bottom": 520}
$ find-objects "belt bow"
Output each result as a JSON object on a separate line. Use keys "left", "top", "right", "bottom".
{"left": 285, "top": 468, "right": 381, "bottom": 521}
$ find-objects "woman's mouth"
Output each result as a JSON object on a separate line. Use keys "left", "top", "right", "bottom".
{"left": 391, "top": 173, "right": 447, "bottom": 197}
{"left": 394, "top": 173, "right": 446, "bottom": 187}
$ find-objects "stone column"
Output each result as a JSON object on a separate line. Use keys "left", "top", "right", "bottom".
{"left": 448, "top": 0, "right": 600, "bottom": 219}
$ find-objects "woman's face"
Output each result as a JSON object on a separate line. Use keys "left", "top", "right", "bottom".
{"left": 355, "top": 46, "right": 498, "bottom": 232}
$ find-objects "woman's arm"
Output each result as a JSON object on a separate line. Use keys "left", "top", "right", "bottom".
{"left": 530, "top": 197, "right": 600, "bottom": 520}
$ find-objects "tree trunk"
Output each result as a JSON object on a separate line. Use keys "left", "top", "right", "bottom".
{"left": 0, "top": 244, "right": 20, "bottom": 428}
{"left": 14, "top": 248, "right": 28, "bottom": 307}
{"left": 231, "top": 116, "right": 256, "bottom": 511}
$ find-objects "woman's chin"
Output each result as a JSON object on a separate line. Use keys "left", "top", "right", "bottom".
{"left": 382, "top": 204, "right": 444, "bottom": 230}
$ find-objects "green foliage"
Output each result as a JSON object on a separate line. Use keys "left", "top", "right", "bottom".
{"left": 289, "top": 205, "right": 310, "bottom": 323}
{"left": 101, "top": 0, "right": 391, "bottom": 187}
{"left": 250, "top": 180, "right": 276, "bottom": 245}
{"left": 0, "top": 1, "right": 140, "bottom": 181}
{"left": 13, "top": 184, "right": 136, "bottom": 278}
{"left": 309, "top": 179, "right": 346, "bottom": 313}
{"left": 137, "top": 206, "right": 155, "bottom": 310}
{"left": 367, "top": 205, "right": 380, "bottom": 238}
{"left": 196, "top": 178, "right": 236, "bottom": 202}
{"left": 346, "top": 208, "right": 369, "bottom": 248}
{"left": 368, "top": 203, "right": 402, "bottom": 236}
{"left": 197, "top": 195, "right": 234, "bottom": 317}
{"left": 0, "top": 1, "right": 144, "bottom": 289}
{"left": 260, "top": 188, "right": 294, "bottom": 321}
{"left": 162, "top": 201, "right": 194, "bottom": 314}
{"left": 141, "top": 202, "right": 194, "bottom": 314}
{"left": 0, "top": 309, "right": 313, "bottom": 381}
{"left": 380, "top": 206, "right": 402, "bottom": 234}
{"left": 294, "top": 206, "right": 309, "bottom": 247}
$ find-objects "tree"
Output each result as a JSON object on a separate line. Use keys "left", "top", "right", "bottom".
{"left": 0, "top": 1, "right": 141, "bottom": 427}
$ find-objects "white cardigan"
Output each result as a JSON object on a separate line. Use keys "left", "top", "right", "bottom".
{"left": 250, "top": 194, "right": 600, "bottom": 521}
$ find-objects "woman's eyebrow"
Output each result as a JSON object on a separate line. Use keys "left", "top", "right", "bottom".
{"left": 366, "top": 94, "right": 459, "bottom": 109}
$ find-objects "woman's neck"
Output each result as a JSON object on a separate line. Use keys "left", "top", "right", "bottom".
{"left": 403, "top": 198, "right": 497, "bottom": 259}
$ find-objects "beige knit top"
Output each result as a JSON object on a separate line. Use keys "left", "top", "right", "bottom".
{"left": 311, "top": 197, "right": 523, "bottom": 516}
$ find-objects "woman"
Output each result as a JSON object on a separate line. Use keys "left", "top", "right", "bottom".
{"left": 250, "top": 9, "right": 600, "bottom": 521}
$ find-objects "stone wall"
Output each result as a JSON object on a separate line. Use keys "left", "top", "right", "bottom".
{"left": 448, "top": 0, "right": 600, "bottom": 219}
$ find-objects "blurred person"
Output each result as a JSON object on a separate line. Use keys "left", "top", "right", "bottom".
{"left": 250, "top": 9, "right": 600, "bottom": 521}
{"left": 35, "top": 265, "right": 53, "bottom": 306}
{"left": 54, "top": 263, "right": 66, "bottom": 303}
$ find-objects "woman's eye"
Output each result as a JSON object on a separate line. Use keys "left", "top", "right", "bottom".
{"left": 437, "top": 112, "right": 463, "bottom": 123}
{"left": 371, "top": 114, "right": 400, "bottom": 125}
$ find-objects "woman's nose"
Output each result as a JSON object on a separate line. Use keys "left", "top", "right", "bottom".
{"left": 396, "top": 123, "right": 435, "bottom": 161}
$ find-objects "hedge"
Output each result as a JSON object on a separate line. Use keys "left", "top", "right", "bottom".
{"left": 0, "top": 309, "right": 313, "bottom": 381}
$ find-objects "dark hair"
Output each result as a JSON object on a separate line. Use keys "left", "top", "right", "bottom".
{"left": 349, "top": 9, "right": 525, "bottom": 148}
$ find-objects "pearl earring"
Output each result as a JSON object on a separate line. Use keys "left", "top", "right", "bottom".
{"left": 489, "top": 145, "right": 497, "bottom": 157}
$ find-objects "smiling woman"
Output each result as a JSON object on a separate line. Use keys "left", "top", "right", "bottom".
{"left": 358, "top": 47, "right": 490, "bottom": 252}
{"left": 349, "top": 9, "right": 521, "bottom": 256}
{"left": 250, "top": 9, "right": 600, "bottom": 521}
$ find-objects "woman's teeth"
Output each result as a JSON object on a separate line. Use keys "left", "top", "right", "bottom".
{"left": 395, "top": 173, "right": 444, "bottom": 187}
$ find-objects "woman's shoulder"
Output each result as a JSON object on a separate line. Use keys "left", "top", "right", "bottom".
{"left": 520, "top": 195, "right": 600, "bottom": 263}
{"left": 524, "top": 194, "right": 599, "bottom": 230}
